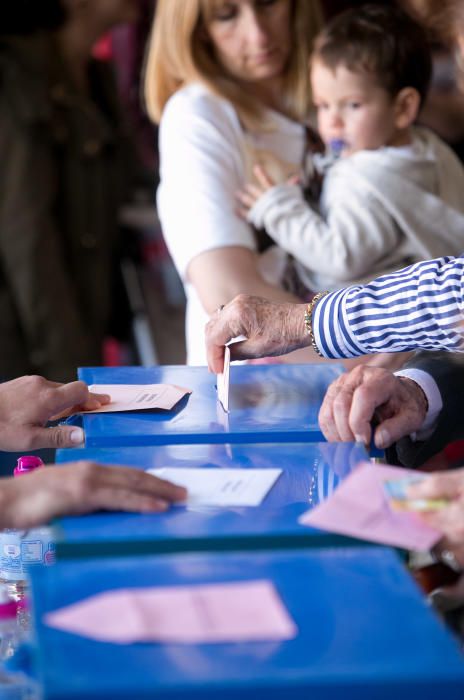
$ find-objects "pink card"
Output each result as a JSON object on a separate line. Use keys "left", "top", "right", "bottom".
{"left": 79, "top": 384, "right": 191, "bottom": 413}
{"left": 44, "top": 580, "right": 297, "bottom": 645}
{"left": 299, "top": 462, "right": 442, "bottom": 551}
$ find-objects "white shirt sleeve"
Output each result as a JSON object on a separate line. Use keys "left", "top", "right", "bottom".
{"left": 394, "top": 368, "right": 443, "bottom": 440}
{"left": 157, "top": 87, "right": 256, "bottom": 280}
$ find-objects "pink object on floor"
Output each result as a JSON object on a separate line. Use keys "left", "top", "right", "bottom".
{"left": 299, "top": 462, "right": 442, "bottom": 552}
{"left": 44, "top": 580, "right": 297, "bottom": 645}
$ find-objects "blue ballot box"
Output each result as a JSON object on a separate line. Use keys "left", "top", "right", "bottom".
{"left": 70, "top": 364, "right": 344, "bottom": 447}
{"left": 30, "top": 547, "right": 464, "bottom": 700}
{"left": 54, "top": 442, "right": 368, "bottom": 558}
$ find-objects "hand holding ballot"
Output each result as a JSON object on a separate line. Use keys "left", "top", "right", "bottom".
{"left": 299, "top": 463, "right": 442, "bottom": 552}
{"left": 301, "top": 462, "right": 464, "bottom": 572}
{"left": 407, "top": 471, "right": 464, "bottom": 571}
{"left": 0, "top": 375, "right": 110, "bottom": 450}
{"left": 205, "top": 295, "right": 308, "bottom": 374}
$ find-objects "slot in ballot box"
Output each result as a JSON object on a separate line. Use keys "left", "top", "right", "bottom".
{"left": 70, "top": 364, "right": 344, "bottom": 447}
{"left": 54, "top": 441, "right": 368, "bottom": 558}
{"left": 30, "top": 547, "right": 464, "bottom": 700}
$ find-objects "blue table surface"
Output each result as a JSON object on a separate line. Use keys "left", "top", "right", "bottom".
{"left": 71, "top": 364, "right": 344, "bottom": 447}
{"left": 54, "top": 442, "right": 369, "bottom": 557}
{"left": 30, "top": 547, "right": 464, "bottom": 700}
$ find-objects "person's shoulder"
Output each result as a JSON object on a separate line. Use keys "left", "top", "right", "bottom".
{"left": 162, "top": 82, "right": 240, "bottom": 128}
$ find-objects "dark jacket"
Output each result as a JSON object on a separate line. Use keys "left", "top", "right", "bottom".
{"left": 0, "top": 34, "right": 133, "bottom": 381}
{"left": 386, "top": 352, "right": 464, "bottom": 468}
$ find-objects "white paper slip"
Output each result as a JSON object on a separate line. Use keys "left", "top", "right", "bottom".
{"left": 147, "top": 467, "right": 282, "bottom": 507}
{"left": 217, "top": 335, "right": 247, "bottom": 412}
{"left": 80, "top": 384, "right": 191, "bottom": 413}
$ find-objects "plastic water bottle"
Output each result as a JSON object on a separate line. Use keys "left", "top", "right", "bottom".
{"left": 0, "top": 457, "right": 55, "bottom": 601}
{"left": 0, "top": 584, "right": 19, "bottom": 661}
{"left": 0, "top": 584, "right": 39, "bottom": 699}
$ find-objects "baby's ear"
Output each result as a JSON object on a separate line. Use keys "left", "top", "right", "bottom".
{"left": 394, "top": 87, "right": 421, "bottom": 129}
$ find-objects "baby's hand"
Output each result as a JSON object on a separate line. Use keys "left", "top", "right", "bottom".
{"left": 236, "top": 164, "right": 276, "bottom": 219}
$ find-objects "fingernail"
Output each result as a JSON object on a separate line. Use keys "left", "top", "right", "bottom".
{"left": 376, "top": 429, "right": 389, "bottom": 448}
{"left": 354, "top": 434, "right": 367, "bottom": 445}
{"left": 70, "top": 428, "right": 84, "bottom": 444}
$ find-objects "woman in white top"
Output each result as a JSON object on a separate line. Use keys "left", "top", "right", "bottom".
{"left": 144, "top": 0, "right": 323, "bottom": 365}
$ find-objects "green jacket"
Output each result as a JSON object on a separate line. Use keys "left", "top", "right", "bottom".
{"left": 0, "top": 34, "right": 133, "bottom": 382}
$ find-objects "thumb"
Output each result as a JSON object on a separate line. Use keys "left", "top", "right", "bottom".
{"left": 374, "top": 411, "right": 421, "bottom": 449}
{"left": 27, "top": 425, "right": 85, "bottom": 449}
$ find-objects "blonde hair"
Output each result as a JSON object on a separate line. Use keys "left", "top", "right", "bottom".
{"left": 143, "top": 0, "right": 323, "bottom": 128}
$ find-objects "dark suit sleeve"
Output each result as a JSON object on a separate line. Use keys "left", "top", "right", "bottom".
{"left": 386, "top": 352, "right": 464, "bottom": 468}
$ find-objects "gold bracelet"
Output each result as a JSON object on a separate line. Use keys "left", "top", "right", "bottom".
{"left": 304, "top": 291, "right": 329, "bottom": 357}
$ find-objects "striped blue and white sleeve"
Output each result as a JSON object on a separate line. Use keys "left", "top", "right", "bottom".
{"left": 312, "top": 256, "right": 464, "bottom": 358}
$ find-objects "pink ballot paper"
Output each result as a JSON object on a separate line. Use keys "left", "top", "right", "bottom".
{"left": 44, "top": 580, "right": 297, "bottom": 645}
{"left": 79, "top": 384, "right": 191, "bottom": 413}
{"left": 299, "top": 462, "right": 442, "bottom": 551}
{"left": 217, "top": 335, "right": 247, "bottom": 412}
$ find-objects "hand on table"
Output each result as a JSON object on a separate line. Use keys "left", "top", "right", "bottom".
{"left": 318, "top": 365, "right": 428, "bottom": 448}
{"left": 0, "top": 462, "right": 187, "bottom": 529}
{"left": 0, "top": 375, "right": 110, "bottom": 451}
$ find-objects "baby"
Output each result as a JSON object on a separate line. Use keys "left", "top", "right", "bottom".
{"left": 238, "top": 4, "right": 464, "bottom": 295}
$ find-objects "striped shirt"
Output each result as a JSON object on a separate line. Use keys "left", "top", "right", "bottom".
{"left": 313, "top": 256, "right": 464, "bottom": 358}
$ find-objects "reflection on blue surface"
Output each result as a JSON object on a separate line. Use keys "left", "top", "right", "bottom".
{"left": 30, "top": 548, "right": 464, "bottom": 700}
{"left": 72, "top": 364, "right": 344, "bottom": 446}
{"left": 54, "top": 442, "right": 369, "bottom": 557}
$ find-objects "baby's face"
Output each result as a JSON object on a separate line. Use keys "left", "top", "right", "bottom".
{"left": 311, "top": 59, "right": 402, "bottom": 157}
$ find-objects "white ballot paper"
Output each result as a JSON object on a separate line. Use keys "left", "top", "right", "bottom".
{"left": 147, "top": 467, "right": 282, "bottom": 507}
{"left": 80, "top": 384, "right": 191, "bottom": 413}
{"left": 217, "top": 335, "right": 247, "bottom": 412}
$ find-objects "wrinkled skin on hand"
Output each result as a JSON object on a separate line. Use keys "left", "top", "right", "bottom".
{"left": 205, "top": 294, "right": 309, "bottom": 373}
{"left": 318, "top": 365, "right": 428, "bottom": 448}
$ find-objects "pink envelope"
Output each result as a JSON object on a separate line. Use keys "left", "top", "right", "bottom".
{"left": 44, "top": 580, "right": 297, "bottom": 645}
{"left": 299, "top": 462, "right": 442, "bottom": 551}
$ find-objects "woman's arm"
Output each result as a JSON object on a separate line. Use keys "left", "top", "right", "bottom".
{"left": 187, "top": 246, "right": 298, "bottom": 315}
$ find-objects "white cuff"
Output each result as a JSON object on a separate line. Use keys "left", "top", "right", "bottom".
{"left": 394, "top": 368, "right": 443, "bottom": 441}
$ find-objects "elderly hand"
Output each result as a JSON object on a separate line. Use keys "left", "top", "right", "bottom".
{"left": 318, "top": 365, "right": 428, "bottom": 448}
{"left": 0, "top": 375, "right": 110, "bottom": 451}
{"left": 205, "top": 294, "right": 308, "bottom": 373}
{"left": 408, "top": 470, "right": 464, "bottom": 570}
{"left": 0, "top": 462, "right": 187, "bottom": 529}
